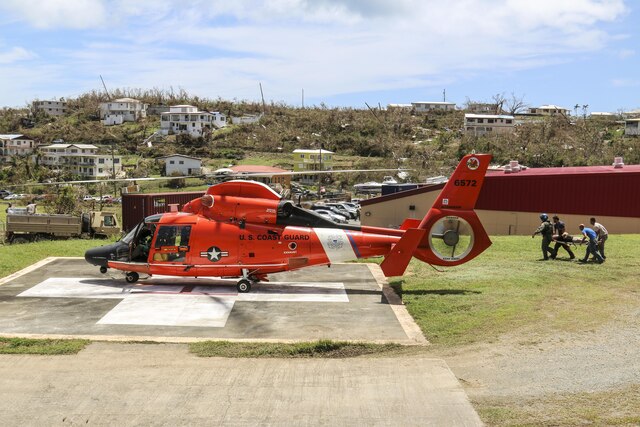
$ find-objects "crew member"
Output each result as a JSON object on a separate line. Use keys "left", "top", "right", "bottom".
{"left": 578, "top": 224, "right": 604, "bottom": 263}
{"left": 26, "top": 202, "right": 37, "bottom": 215}
{"left": 532, "top": 213, "right": 554, "bottom": 260}
{"left": 590, "top": 217, "right": 608, "bottom": 260}
{"left": 551, "top": 215, "right": 575, "bottom": 259}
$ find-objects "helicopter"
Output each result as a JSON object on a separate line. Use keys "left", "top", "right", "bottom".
{"left": 84, "top": 153, "right": 493, "bottom": 293}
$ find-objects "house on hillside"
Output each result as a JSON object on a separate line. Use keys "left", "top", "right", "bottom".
{"left": 464, "top": 114, "right": 515, "bottom": 136}
{"left": 157, "top": 154, "right": 202, "bottom": 176}
{"left": 100, "top": 98, "right": 148, "bottom": 125}
{"left": 33, "top": 100, "right": 66, "bottom": 117}
{"left": 0, "top": 134, "right": 36, "bottom": 161}
{"left": 160, "top": 105, "right": 227, "bottom": 137}
{"left": 625, "top": 118, "right": 640, "bottom": 136}
{"left": 39, "top": 143, "right": 122, "bottom": 179}
{"left": 230, "top": 165, "right": 291, "bottom": 187}
{"left": 293, "top": 148, "right": 334, "bottom": 184}
{"left": 528, "top": 105, "right": 570, "bottom": 116}
{"left": 387, "top": 104, "right": 413, "bottom": 110}
{"left": 411, "top": 101, "right": 456, "bottom": 112}
{"left": 359, "top": 159, "right": 640, "bottom": 234}
{"left": 466, "top": 102, "right": 501, "bottom": 114}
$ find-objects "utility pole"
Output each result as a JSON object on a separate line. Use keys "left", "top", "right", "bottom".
{"left": 317, "top": 143, "right": 324, "bottom": 198}
{"left": 302, "top": 88, "right": 304, "bottom": 108}
{"left": 100, "top": 75, "right": 111, "bottom": 99}
{"left": 259, "top": 82, "right": 266, "bottom": 115}
{"left": 443, "top": 88, "right": 446, "bottom": 102}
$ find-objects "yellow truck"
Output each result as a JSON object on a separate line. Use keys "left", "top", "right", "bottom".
{"left": 6, "top": 210, "right": 120, "bottom": 243}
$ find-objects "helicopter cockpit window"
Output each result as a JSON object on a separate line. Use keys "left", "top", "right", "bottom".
{"left": 153, "top": 225, "right": 191, "bottom": 262}
{"left": 131, "top": 223, "right": 156, "bottom": 262}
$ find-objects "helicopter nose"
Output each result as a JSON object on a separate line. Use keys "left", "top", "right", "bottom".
{"left": 84, "top": 245, "right": 113, "bottom": 267}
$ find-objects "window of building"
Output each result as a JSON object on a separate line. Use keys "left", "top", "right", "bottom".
{"left": 179, "top": 161, "right": 184, "bottom": 165}
{"left": 506, "top": 119, "right": 513, "bottom": 124}
{"left": 169, "top": 160, "right": 175, "bottom": 164}
{"left": 99, "top": 158, "right": 105, "bottom": 164}
{"left": 477, "top": 119, "right": 484, "bottom": 123}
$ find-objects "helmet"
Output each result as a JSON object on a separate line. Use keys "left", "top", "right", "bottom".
{"left": 540, "top": 213, "right": 548, "bottom": 221}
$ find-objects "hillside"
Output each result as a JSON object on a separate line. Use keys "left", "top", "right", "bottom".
{"left": 1, "top": 88, "right": 638, "bottom": 188}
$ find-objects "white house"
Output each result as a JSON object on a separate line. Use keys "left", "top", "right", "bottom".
{"left": 464, "top": 114, "right": 515, "bottom": 136}
{"left": 39, "top": 143, "right": 122, "bottom": 179}
{"left": 387, "top": 104, "right": 413, "bottom": 110}
{"left": 160, "top": 105, "right": 227, "bottom": 137}
{"left": 100, "top": 98, "right": 148, "bottom": 125}
{"left": 33, "top": 100, "right": 66, "bottom": 117}
{"left": 411, "top": 101, "right": 456, "bottom": 112}
{"left": 157, "top": 154, "right": 202, "bottom": 176}
{"left": 0, "top": 134, "right": 36, "bottom": 160}
{"left": 528, "top": 105, "right": 570, "bottom": 116}
{"left": 625, "top": 118, "right": 640, "bottom": 136}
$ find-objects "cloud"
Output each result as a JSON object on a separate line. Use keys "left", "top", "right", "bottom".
{"left": 0, "top": 46, "right": 35, "bottom": 64}
{"left": 0, "top": 0, "right": 631, "bottom": 106}
{"left": 611, "top": 78, "right": 640, "bottom": 88}
{"left": 0, "top": 0, "right": 108, "bottom": 29}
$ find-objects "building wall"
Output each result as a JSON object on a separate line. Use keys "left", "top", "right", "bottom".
{"left": 411, "top": 102, "right": 456, "bottom": 112}
{"left": 34, "top": 101, "right": 66, "bottom": 116}
{"left": 464, "top": 115, "right": 515, "bottom": 135}
{"left": 162, "top": 157, "right": 202, "bottom": 176}
{"left": 625, "top": 121, "right": 640, "bottom": 136}
{"left": 360, "top": 183, "right": 640, "bottom": 235}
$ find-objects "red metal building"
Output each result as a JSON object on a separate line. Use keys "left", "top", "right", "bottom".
{"left": 122, "top": 191, "right": 204, "bottom": 231}
{"left": 360, "top": 164, "right": 640, "bottom": 235}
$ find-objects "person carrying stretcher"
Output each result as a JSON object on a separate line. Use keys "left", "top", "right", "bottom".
{"left": 551, "top": 215, "right": 575, "bottom": 260}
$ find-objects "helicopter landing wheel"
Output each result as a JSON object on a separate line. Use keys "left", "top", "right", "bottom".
{"left": 99, "top": 266, "right": 108, "bottom": 274}
{"left": 237, "top": 279, "right": 252, "bottom": 293}
{"left": 125, "top": 272, "right": 139, "bottom": 284}
{"left": 248, "top": 274, "right": 260, "bottom": 283}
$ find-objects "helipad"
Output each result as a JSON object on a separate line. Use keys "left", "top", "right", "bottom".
{"left": 0, "top": 258, "right": 425, "bottom": 343}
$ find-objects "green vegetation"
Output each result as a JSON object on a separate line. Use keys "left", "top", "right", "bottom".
{"left": 0, "top": 239, "right": 104, "bottom": 278}
{"left": 394, "top": 234, "right": 640, "bottom": 347}
{"left": 0, "top": 337, "right": 89, "bottom": 355}
{"left": 477, "top": 384, "right": 640, "bottom": 426}
{"left": 190, "top": 339, "right": 405, "bottom": 358}
{"left": 3, "top": 87, "right": 638, "bottom": 190}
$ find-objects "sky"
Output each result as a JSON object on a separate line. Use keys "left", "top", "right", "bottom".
{"left": 0, "top": 0, "right": 639, "bottom": 113}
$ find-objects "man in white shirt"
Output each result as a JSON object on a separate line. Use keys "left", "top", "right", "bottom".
{"left": 590, "top": 217, "right": 608, "bottom": 260}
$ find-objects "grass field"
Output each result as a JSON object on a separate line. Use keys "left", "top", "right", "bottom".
{"left": 394, "top": 234, "right": 640, "bottom": 348}
{"left": 0, "top": 239, "right": 106, "bottom": 279}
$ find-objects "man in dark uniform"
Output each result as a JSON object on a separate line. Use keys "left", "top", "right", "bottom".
{"left": 532, "top": 213, "right": 554, "bottom": 260}
{"left": 551, "top": 215, "right": 575, "bottom": 259}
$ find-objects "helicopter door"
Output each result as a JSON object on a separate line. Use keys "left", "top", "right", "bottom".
{"left": 150, "top": 225, "right": 192, "bottom": 263}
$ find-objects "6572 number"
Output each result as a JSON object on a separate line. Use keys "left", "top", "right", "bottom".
{"left": 454, "top": 179, "right": 477, "bottom": 187}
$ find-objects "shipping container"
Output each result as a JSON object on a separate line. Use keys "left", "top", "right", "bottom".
{"left": 122, "top": 191, "right": 205, "bottom": 231}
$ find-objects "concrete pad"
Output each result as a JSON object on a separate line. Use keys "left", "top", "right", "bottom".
{"left": 0, "top": 343, "right": 483, "bottom": 426}
{"left": 0, "top": 258, "right": 423, "bottom": 343}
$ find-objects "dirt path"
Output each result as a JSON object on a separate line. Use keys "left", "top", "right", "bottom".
{"left": 434, "top": 306, "right": 640, "bottom": 424}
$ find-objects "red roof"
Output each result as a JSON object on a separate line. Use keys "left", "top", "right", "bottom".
{"left": 361, "top": 164, "right": 640, "bottom": 218}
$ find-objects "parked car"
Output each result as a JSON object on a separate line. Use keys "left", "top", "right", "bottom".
{"left": 313, "top": 209, "right": 348, "bottom": 224}
{"left": 82, "top": 195, "right": 99, "bottom": 202}
{"left": 326, "top": 203, "right": 357, "bottom": 219}
{"left": 0, "top": 190, "right": 12, "bottom": 199}
{"left": 4, "top": 193, "right": 27, "bottom": 200}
